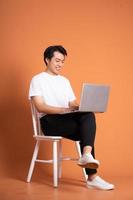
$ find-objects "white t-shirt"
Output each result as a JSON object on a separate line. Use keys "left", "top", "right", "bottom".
{"left": 29, "top": 72, "right": 76, "bottom": 117}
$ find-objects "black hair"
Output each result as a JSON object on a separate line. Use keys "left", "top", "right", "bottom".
{"left": 43, "top": 45, "right": 67, "bottom": 65}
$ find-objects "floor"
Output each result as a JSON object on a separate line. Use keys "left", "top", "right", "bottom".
{"left": 0, "top": 168, "right": 133, "bottom": 200}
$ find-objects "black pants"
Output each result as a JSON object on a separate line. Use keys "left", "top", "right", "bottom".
{"left": 40, "top": 112, "right": 97, "bottom": 175}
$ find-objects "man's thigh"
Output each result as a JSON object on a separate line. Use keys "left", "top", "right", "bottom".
{"left": 40, "top": 113, "right": 80, "bottom": 139}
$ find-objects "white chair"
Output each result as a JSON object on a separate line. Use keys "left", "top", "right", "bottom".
{"left": 26, "top": 101, "right": 88, "bottom": 187}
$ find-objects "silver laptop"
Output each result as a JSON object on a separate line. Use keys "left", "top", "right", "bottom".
{"left": 63, "top": 83, "right": 110, "bottom": 114}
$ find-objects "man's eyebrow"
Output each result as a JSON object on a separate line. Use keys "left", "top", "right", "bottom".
{"left": 55, "top": 58, "right": 65, "bottom": 61}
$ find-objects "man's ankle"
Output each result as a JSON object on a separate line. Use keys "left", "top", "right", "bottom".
{"left": 83, "top": 145, "right": 92, "bottom": 154}
{"left": 88, "top": 173, "right": 97, "bottom": 181}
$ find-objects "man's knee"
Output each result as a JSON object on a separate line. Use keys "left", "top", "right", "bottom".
{"left": 88, "top": 112, "right": 95, "bottom": 121}
{"left": 81, "top": 112, "right": 95, "bottom": 121}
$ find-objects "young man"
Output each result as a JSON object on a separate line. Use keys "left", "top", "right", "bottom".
{"left": 29, "top": 45, "right": 114, "bottom": 190}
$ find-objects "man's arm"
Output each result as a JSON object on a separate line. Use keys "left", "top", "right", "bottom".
{"left": 31, "top": 96, "right": 75, "bottom": 114}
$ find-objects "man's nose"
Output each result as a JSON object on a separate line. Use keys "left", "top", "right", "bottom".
{"left": 58, "top": 62, "right": 63, "bottom": 67}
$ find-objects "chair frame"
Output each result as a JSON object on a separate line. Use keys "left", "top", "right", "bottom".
{"left": 26, "top": 101, "right": 88, "bottom": 187}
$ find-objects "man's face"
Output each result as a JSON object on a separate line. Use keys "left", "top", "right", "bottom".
{"left": 46, "top": 51, "right": 65, "bottom": 75}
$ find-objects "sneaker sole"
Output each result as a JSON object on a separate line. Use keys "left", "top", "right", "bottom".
{"left": 87, "top": 184, "right": 114, "bottom": 190}
{"left": 77, "top": 162, "right": 99, "bottom": 169}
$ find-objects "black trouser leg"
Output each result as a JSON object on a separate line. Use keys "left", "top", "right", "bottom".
{"left": 77, "top": 112, "right": 97, "bottom": 175}
{"left": 76, "top": 112, "right": 96, "bottom": 147}
{"left": 40, "top": 112, "right": 97, "bottom": 175}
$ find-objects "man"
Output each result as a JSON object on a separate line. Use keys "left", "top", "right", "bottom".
{"left": 29, "top": 45, "right": 114, "bottom": 190}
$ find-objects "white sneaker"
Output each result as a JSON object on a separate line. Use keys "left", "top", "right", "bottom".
{"left": 87, "top": 176, "right": 114, "bottom": 190}
{"left": 77, "top": 153, "right": 100, "bottom": 169}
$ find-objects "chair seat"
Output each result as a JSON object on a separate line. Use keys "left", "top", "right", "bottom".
{"left": 33, "top": 135, "right": 63, "bottom": 140}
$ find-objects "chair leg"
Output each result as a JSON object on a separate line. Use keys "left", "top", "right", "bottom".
{"left": 27, "top": 140, "right": 40, "bottom": 182}
{"left": 75, "top": 141, "right": 88, "bottom": 182}
{"left": 58, "top": 140, "right": 62, "bottom": 178}
{"left": 53, "top": 140, "right": 58, "bottom": 187}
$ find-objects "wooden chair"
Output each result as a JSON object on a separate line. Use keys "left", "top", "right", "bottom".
{"left": 26, "top": 101, "right": 87, "bottom": 187}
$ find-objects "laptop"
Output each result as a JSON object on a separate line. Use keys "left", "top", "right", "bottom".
{"left": 63, "top": 83, "right": 110, "bottom": 114}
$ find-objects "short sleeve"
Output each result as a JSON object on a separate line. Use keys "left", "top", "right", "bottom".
{"left": 66, "top": 80, "right": 76, "bottom": 102}
{"left": 28, "top": 77, "right": 42, "bottom": 99}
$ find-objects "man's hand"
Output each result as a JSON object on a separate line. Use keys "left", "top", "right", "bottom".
{"left": 69, "top": 100, "right": 79, "bottom": 111}
{"left": 69, "top": 105, "right": 79, "bottom": 111}
{"left": 61, "top": 106, "right": 77, "bottom": 114}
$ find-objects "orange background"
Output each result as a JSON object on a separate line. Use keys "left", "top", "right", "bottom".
{"left": 0, "top": 0, "right": 133, "bottom": 180}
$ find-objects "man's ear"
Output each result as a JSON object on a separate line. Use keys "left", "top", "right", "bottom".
{"left": 46, "top": 58, "right": 49, "bottom": 65}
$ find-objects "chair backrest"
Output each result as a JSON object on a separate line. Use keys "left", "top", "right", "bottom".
{"left": 30, "top": 101, "right": 43, "bottom": 136}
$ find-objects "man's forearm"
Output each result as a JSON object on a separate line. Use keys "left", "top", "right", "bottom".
{"left": 37, "top": 104, "right": 67, "bottom": 114}
{"left": 32, "top": 96, "right": 76, "bottom": 114}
